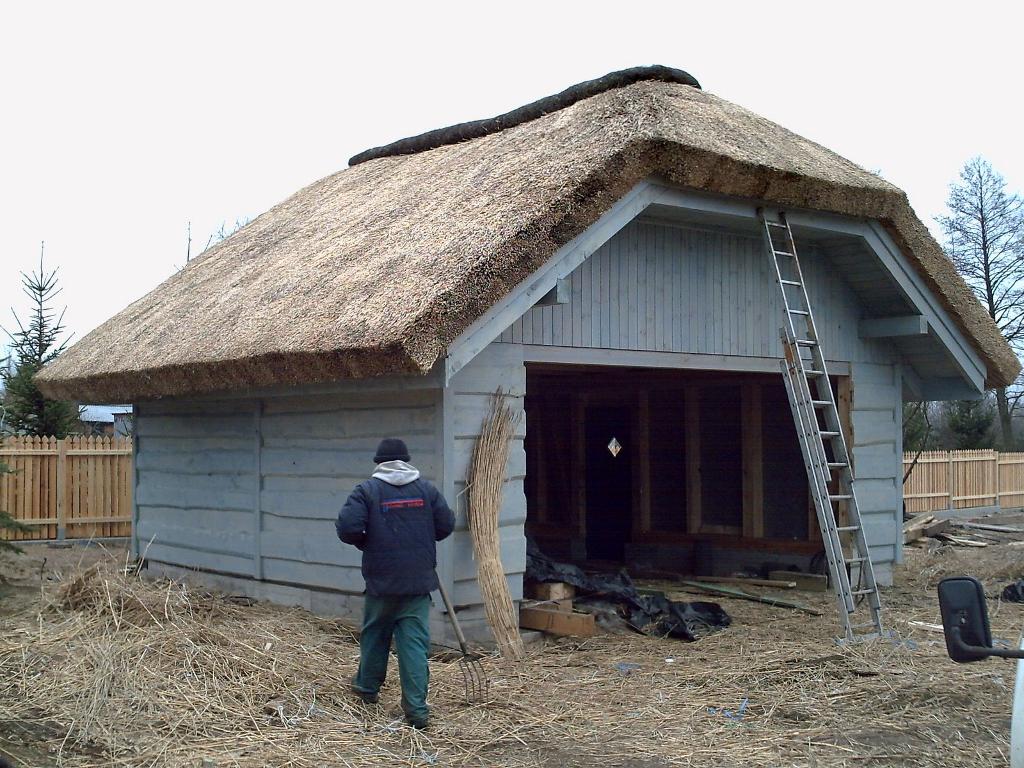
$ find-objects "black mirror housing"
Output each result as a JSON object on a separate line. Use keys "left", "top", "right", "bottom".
{"left": 938, "top": 576, "right": 993, "bottom": 663}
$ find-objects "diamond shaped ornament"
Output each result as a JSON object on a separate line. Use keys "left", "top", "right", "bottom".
{"left": 607, "top": 437, "right": 622, "bottom": 457}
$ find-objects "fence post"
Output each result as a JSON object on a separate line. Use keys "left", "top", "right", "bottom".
{"left": 55, "top": 438, "right": 68, "bottom": 540}
{"left": 947, "top": 451, "right": 955, "bottom": 512}
{"left": 996, "top": 450, "right": 1002, "bottom": 509}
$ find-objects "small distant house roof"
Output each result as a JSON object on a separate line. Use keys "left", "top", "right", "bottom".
{"left": 79, "top": 404, "right": 133, "bottom": 423}
{"left": 36, "top": 66, "right": 1020, "bottom": 402}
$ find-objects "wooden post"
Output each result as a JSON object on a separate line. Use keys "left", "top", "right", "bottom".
{"left": 684, "top": 385, "right": 701, "bottom": 534}
{"left": 131, "top": 416, "right": 141, "bottom": 557}
{"left": 55, "top": 438, "right": 67, "bottom": 541}
{"left": 253, "top": 400, "right": 264, "bottom": 580}
{"left": 995, "top": 449, "right": 1002, "bottom": 509}
{"left": 635, "top": 389, "right": 651, "bottom": 536}
{"left": 572, "top": 393, "right": 587, "bottom": 538}
{"left": 948, "top": 451, "right": 955, "bottom": 512}
{"left": 741, "top": 383, "right": 763, "bottom": 538}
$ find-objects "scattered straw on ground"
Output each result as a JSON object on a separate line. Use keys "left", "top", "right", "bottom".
{"left": 1, "top": 543, "right": 1022, "bottom": 767}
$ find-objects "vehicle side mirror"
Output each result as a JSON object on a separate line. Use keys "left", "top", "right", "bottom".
{"left": 938, "top": 576, "right": 993, "bottom": 663}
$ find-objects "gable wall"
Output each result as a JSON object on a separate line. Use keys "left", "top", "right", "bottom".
{"left": 498, "top": 219, "right": 891, "bottom": 365}
{"left": 493, "top": 219, "right": 902, "bottom": 578}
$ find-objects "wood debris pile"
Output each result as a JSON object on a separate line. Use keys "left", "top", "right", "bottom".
{"left": 903, "top": 513, "right": 1024, "bottom": 548}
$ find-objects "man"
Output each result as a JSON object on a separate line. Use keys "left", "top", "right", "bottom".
{"left": 336, "top": 437, "right": 455, "bottom": 729}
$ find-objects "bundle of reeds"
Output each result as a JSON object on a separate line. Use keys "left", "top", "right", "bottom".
{"left": 466, "top": 390, "right": 525, "bottom": 661}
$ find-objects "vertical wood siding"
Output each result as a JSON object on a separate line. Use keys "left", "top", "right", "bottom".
{"left": 498, "top": 220, "right": 890, "bottom": 366}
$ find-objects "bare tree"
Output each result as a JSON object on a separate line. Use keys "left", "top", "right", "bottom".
{"left": 938, "top": 157, "right": 1024, "bottom": 449}
{"left": 177, "top": 217, "right": 251, "bottom": 272}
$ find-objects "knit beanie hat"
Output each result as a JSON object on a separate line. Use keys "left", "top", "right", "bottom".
{"left": 374, "top": 438, "right": 410, "bottom": 464}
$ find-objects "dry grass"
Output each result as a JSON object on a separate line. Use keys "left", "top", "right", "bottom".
{"left": 1, "top": 543, "right": 1022, "bottom": 767}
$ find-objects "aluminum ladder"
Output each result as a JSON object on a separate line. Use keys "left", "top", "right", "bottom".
{"left": 758, "top": 209, "right": 885, "bottom": 641}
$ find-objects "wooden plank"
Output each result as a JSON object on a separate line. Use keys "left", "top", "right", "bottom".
{"left": 858, "top": 316, "right": 928, "bottom": 338}
{"left": 525, "top": 582, "right": 576, "bottom": 601}
{"left": 688, "top": 575, "right": 796, "bottom": 589}
{"left": 518, "top": 606, "right": 596, "bottom": 637}
{"left": 678, "top": 580, "right": 823, "bottom": 615}
{"left": 55, "top": 438, "right": 67, "bottom": 540}
{"left": 767, "top": 570, "right": 829, "bottom": 592}
{"left": 955, "top": 521, "right": 1024, "bottom": 534}
{"left": 522, "top": 598, "right": 572, "bottom": 613}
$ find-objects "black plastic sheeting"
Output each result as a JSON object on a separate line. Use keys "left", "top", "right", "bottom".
{"left": 1002, "top": 580, "right": 1024, "bottom": 603}
{"left": 526, "top": 542, "right": 730, "bottom": 641}
{"left": 348, "top": 65, "right": 701, "bottom": 166}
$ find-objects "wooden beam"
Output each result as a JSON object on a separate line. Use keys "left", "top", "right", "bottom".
{"left": 534, "top": 277, "right": 571, "bottom": 306}
{"left": 741, "top": 383, "right": 763, "bottom": 539}
{"left": 519, "top": 606, "right": 596, "bottom": 637}
{"left": 635, "top": 389, "right": 651, "bottom": 536}
{"left": 525, "top": 582, "right": 576, "bottom": 601}
{"left": 253, "top": 399, "right": 264, "bottom": 581}
{"left": 572, "top": 393, "right": 587, "bottom": 537}
{"left": 858, "top": 316, "right": 928, "bottom": 338}
{"left": 520, "top": 345, "right": 853, "bottom": 376}
{"left": 684, "top": 385, "right": 701, "bottom": 534}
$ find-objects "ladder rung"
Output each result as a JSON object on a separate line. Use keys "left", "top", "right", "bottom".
{"left": 829, "top": 494, "right": 852, "bottom": 501}
{"left": 796, "top": 339, "right": 817, "bottom": 346}
{"left": 773, "top": 249, "right": 795, "bottom": 257}
{"left": 821, "top": 430, "right": 840, "bottom": 437}
{"left": 780, "top": 279, "right": 802, "bottom": 286}
{"left": 846, "top": 557, "right": 868, "bottom": 564}
{"left": 765, "top": 221, "right": 788, "bottom": 229}
{"left": 805, "top": 370, "right": 826, "bottom": 376}
{"left": 789, "top": 309, "right": 810, "bottom": 315}
{"left": 828, "top": 462, "right": 848, "bottom": 469}
{"left": 850, "top": 589, "right": 876, "bottom": 596}
{"left": 837, "top": 525, "right": 860, "bottom": 533}
{"left": 812, "top": 400, "right": 831, "bottom": 407}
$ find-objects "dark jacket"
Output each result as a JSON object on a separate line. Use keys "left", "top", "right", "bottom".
{"left": 335, "top": 462, "right": 455, "bottom": 596}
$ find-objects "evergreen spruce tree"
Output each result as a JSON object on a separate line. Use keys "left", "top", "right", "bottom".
{"left": 2, "top": 248, "right": 79, "bottom": 438}
{"left": 946, "top": 398, "right": 996, "bottom": 450}
{"left": 0, "top": 459, "right": 30, "bottom": 555}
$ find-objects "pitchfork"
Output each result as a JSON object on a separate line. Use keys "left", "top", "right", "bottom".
{"left": 435, "top": 578, "right": 489, "bottom": 703}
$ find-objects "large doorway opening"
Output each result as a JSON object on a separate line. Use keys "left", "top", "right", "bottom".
{"left": 524, "top": 364, "right": 851, "bottom": 574}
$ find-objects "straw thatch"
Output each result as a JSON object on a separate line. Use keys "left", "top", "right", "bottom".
{"left": 37, "top": 67, "right": 1019, "bottom": 402}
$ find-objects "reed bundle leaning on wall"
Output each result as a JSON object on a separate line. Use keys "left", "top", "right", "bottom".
{"left": 465, "top": 390, "right": 525, "bottom": 661}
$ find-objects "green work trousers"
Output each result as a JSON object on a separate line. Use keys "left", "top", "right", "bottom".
{"left": 352, "top": 593, "right": 432, "bottom": 722}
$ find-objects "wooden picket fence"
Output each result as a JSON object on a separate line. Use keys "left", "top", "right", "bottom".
{"left": 903, "top": 449, "right": 1024, "bottom": 515}
{"left": 0, "top": 436, "right": 133, "bottom": 541}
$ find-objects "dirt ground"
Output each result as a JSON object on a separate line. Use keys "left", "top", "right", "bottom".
{"left": 1, "top": 532, "right": 1023, "bottom": 768}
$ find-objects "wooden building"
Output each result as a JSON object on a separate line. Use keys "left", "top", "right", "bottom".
{"left": 38, "top": 67, "right": 1020, "bottom": 639}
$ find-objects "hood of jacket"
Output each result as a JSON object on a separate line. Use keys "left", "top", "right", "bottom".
{"left": 372, "top": 460, "right": 421, "bottom": 487}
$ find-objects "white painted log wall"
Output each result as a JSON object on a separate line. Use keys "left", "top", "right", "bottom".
{"left": 135, "top": 382, "right": 441, "bottom": 594}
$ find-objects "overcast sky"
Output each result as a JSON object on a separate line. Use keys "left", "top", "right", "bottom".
{"left": 2, "top": 1, "right": 1021, "bottom": 344}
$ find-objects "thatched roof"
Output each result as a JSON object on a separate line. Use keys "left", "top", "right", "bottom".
{"left": 37, "top": 67, "right": 1020, "bottom": 402}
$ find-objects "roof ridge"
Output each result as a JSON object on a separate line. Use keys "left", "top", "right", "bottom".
{"left": 347, "top": 65, "right": 700, "bottom": 166}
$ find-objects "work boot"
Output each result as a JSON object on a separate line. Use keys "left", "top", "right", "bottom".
{"left": 350, "top": 677, "right": 379, "bottom": 705}
{"left": 405, "top": 715, "right": 429, "bottom": 730}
